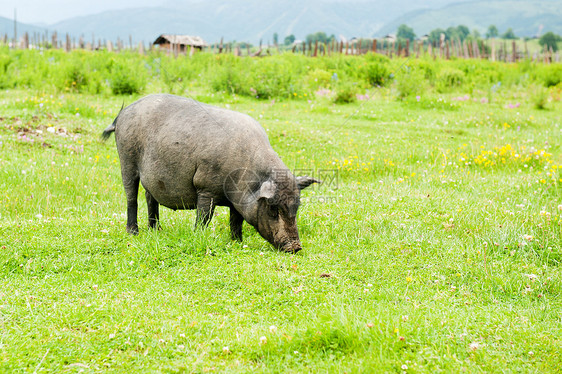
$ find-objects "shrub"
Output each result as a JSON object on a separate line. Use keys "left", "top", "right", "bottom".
{"left": 158, "top": 57, "right": 196, "bottom": 94}
{"left": 0, "top": 53, "right": 12, "bottom": 89}
{"left": 110, "top": 62, "right": 145, "bottom": 95}
{"left": 436, "top": 67, "right": 465, "bottom": 92}
{"left": 411, "top": 59, "right": 437, "bottom": 82}
{"left": 361, "top": 61, "right": 389, "bottom": 86}
{"left": 247, "top": 58, "right": 298, "bottom": 99}
{"left": 360, "top": 53, "right": 391, "bottom": 86}
{"left": 530, "top": 84, "right": 549, "bottom": 109}
{"left": 210, "top": 66, "right": 243, "bottom": 95}
{"left": 0, "top": 52, "right": 11, "bottom": 74}
{"left": 333, "top": 82, "right": 358, "bottom": 104}
{"left": 541, "top": 64, "right": 562, "bottom": 87}
{"left": 65, "top": 64, "right": 89, "bottom": 92}
{"left": 394, "top": 67, "right": 425, "bottom": 99}
{"left": 305, "top": 68, "right": 333, "bottom": 91}
{"left": 210, "top": 55, "right": 305, "bottom": 99}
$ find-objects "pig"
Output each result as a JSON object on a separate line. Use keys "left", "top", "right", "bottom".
{"left": 101, "top": 94, "right": 319, "bottom": 253}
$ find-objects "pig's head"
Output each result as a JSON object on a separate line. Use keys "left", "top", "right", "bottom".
{"left": 254, "top": 176, "right": 319, "bottom": 253}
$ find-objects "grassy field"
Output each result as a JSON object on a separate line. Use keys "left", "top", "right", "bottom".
{"left": 0, "top": 50, "right": 561, "bottom": 372}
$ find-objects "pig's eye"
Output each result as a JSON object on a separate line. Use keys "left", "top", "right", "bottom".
{"left": 268, "top": 205, "right": 279, "bottom": 218}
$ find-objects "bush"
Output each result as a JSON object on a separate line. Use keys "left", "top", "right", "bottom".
{"left": 65, "top": 64, "right": 90, "bottom": 92}
{"left": 360, "top": 53, "right": 390, "bottom": 86}
{"left": 436, "top": 67, "right": 465, "bottom": 92}
{"left": 209, "top": 54, "right": 306, "bottom": 99}
{"left": 333, "top": 82, "right": 358, "bottom": 104}
{"left": 530, "top": 84, "right": 549, "bottom": 109}
{"left": 411, "top": 59, "right": 437, "bottom": 82}
{"left": 0, "top": 47, "right": 559, "bottom": 104}
{"left": 211, "top": 66, "right": 243, "bottom": 95}
{"left": 394, "top": 67, "right": 425, "bottom": 99}
{"left": 0, "top": 52, "right": 12, "bottom": 89}
{"left": 110, "top": 62, "right": 145, "bottom": 95}
{"left": 246, "top": 58, "right": 298, "bottom": 99}
{"left": 541, "top": 64, "right": 562, "bottom": 87}
{"left": 305, "top": 68, "right": 333, "bottom": 91}
{"left": 158, "top": 57, "right": 196, "bottom": 94}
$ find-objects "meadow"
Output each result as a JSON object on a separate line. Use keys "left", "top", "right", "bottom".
{"left": 0, "top": 47, "right": 561, "bottom": 372}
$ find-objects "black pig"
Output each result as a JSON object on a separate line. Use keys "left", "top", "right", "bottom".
{"left": 102, "top": 94, "right": 319, "bottom": 253}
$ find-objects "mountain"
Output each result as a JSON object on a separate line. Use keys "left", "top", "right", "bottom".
{"left": 8, "top": 0, "right": 480, "bottom": 45}
{"left": 46, "top": 0, "right": 419, "bottom": 44}
{"left": 0, "top": 16, "right": 50, "bottom": 42}
{"left": 377, "top": 0, "right": 562, "bottom": 37}
{"left": 1, "top": 0, "right": 561, "bottom": 45}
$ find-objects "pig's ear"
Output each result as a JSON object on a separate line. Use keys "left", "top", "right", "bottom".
{"left": 258, "top": 180, "right": 276, "bottom": 200}
{"left": 296, "top": 176, "right": 321, "bottom": 190}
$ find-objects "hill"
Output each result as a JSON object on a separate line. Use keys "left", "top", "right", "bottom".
{"left": 2, "top": 0, "right": 561, "bottom": 45}
{"left": 377, "top": 0, "right": 562, "bottom": 37}
{"left": 0, "top": 16, "right": 50, "bottom": 42}
{"left": 6, "top": 0, "right": 478, "bottom": 44}
{"left": 46, "top": 0, "right": 412, "bottom": 44}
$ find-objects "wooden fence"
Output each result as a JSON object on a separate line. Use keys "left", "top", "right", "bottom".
{"left": 2, "top": 32, "right": 560, "bottom": 64}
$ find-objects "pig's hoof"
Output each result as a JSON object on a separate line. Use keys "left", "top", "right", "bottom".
{"left": 127, "top": 226, "right": 139, "bottom": 235}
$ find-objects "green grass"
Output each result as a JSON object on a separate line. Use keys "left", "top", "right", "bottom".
{"left": 0, "top": 51, "right": 561, "bottom": 372}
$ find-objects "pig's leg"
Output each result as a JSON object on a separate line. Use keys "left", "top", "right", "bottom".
{"left": 145, "top": 190, "right": 160, "bottom": 229}
{"left": 123, "top": 172, "right": 140, "bottom": 235}
{"left": 195, "top": 194, "right": 215, "bottom": 227}
{"left": 229, "top": 207, "right": 243, "bottom": 241}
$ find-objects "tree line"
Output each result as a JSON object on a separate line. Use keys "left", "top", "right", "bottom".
{"left": 227, "top": 26, "right": 560, "bottom": 53}
{"left": 396, "top": 24, "right": 560, "bottom": 52}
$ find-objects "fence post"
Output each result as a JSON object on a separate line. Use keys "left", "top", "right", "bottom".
{"left": 313, "top": 40, "right": 318, "bottom": 57}
{"left": 473, "top": 40, "right": 480, "bottom": 59}
{"left": 512, "top": 40, "right": 517, "bottom": 62}
{"left": 22, "top": 32, "right": 29, "bottom": 49}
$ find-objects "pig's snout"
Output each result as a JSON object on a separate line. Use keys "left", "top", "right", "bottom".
{"left": 280, "top": 241, "right": 302, "bottom": 254}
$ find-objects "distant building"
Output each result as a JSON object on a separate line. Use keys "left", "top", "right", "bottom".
{"left": 153, "top": 34, "right": 208, "bottom": 52}
{"left": 384, "top": 34, "right": 397, "bottom": 42}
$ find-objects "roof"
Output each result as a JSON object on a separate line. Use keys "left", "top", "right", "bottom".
{"left": 153, "top": 34, "right": 208, "bottom": 47}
